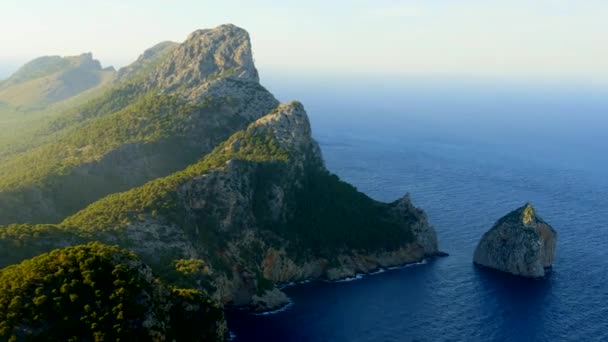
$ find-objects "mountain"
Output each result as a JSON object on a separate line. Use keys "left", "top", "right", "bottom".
{"left": 0, "top": 242, "right": 226, "bottom": 341}
{"left": 0, "top": 24, "right": 278, "bottom": 224}
{"left": 0, "top": 53, "right": 115, "bottom": 109}
{"left": 0, "top": 24, "right": 442, "bottom": 337}
{"left": 0, "top": 100, "right": 440, "bottom": 311}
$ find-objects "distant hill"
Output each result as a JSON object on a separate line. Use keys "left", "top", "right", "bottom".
{"left": 0, "top": 53, "right": 115, "bottom": 109}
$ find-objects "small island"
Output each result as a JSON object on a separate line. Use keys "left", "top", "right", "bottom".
{"left": 473, "top": 203, "right": 557, "bottom": 278}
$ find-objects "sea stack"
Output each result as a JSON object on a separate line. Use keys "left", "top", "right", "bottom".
{"left": 473, "top": 203, "right": 557, "bottom": 277}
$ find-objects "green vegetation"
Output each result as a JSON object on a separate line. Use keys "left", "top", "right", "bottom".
{"left": 175, "top": 258, "right": 208, "bottom": 275}
{"left": 0, "top": 92, "right": 192, "bottom": 191}
{"left": 62, "top": 129, "right": 288, "bottom": 231}
{"left": 290, "top": 169, "right": 413, "bottom": 252}
{"left": 0, "top": 79, "right": 135, "bottom": 163}
{"left": 0, "top": 68, "right": 271, "bottom": 225}
{"left": 0, "top": 115, "right": 415, "bottom": 274}
{"left": 0, "top": 86, "right": 246, "bottom": 223}
{"left": 0, "top": 242, "right": 225, "bottom": 341}
{"left": 251, "top": 163, "right": 416, "bottom": 257}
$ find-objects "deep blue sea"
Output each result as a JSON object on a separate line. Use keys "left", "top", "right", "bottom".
{"left": 226, "top": 77, "right": 608, "bottom": 341}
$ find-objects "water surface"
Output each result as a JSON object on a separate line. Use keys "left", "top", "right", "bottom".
{"left": 227, "top": 80, "right": 608, "bottom": 341}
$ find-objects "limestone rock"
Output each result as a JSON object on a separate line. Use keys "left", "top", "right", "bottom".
{"left": 149, "top": 24, "right": 259, "bottom": 96}
{"left": 473, "top": 203, "right": 557, "bottom": 277}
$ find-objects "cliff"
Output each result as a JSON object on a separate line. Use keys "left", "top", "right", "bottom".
{"left": 473, "top": 203, "right": 557, "bottom": 277}
{"left": 0, "top": 101, "right": 440, "bottom": 311}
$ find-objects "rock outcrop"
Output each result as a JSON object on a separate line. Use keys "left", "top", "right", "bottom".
{"left": 473, "top": 203, "right": 557, "bottom": 277}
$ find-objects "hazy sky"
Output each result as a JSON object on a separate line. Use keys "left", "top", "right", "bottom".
{"left": 1, "top": 0, "right": 607, "bottom": 81}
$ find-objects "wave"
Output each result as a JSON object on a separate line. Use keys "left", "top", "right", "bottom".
{"left": 253, "top": 298, "right": 294, "bottom": 316}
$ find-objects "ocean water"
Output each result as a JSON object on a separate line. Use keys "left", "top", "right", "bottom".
{"left": 226, "top": 79, "right": 608, "bottom": 341}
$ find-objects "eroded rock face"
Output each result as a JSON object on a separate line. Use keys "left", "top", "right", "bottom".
{"left": 98, "top": 102, "right": 441, "bottom": 310}
{"left": 149, "top": 24, "right": 259, "bottom": 96}
{"left": 473, "top": 203, "right": 557, "bottom": 277}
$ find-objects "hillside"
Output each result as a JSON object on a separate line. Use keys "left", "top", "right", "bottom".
{"left": 0, "top": 24, "right": 278, "bottom": 224}
{"left": 0, "top": 101, "right": 439, "bottom": 310}
{"left": 0, "top": 53, "right": 115, "bottom": 109}
{"left": 0, "top": 242, "right": 226, "bottom": 341}
{"left": 116, "top": 41, "right": 179, "bottom": 81}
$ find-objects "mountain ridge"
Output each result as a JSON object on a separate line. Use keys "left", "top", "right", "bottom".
{"left": 0, "top": 100, "right": 440, "bottom": 311}
{"left": 0, "top": 24, "right": 278, "bottom": 224}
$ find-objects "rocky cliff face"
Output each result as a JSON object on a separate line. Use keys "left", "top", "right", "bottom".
{"left": 147, "top": 25, "right": 259, "bottom": 99}
{"left": 144, "top": 24, "right": 272, "bottom": 122}
{"left": 473, "top": 203, "right": 557, "bottom": 277}
{"left": 66, "top": 101, "right": 441, "bottom": 310}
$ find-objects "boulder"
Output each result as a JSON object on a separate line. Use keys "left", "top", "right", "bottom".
{"left": 473, "top": 203, "right": 557, "bottom": 277}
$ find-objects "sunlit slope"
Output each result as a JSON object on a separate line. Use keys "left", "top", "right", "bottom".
{"left": 0, "top": 24, "right": 278, "bottom": 224}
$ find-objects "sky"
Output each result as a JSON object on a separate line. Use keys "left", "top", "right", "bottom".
{"left": 1, "top": 0, "right": 607, "bottom": 82}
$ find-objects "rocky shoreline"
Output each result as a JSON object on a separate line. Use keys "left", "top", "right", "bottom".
{"left": 237, "top": 252, "right": 449, "bottom": 313}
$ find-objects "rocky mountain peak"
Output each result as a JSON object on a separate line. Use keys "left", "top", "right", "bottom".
{"left": 249, "top": 102, "right": 312, "bottom": 150}
{"left": 149, "top": 24, "right": 259, "bottom": 93}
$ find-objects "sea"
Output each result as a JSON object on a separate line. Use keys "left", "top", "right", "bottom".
{"left": 225, "top": 75, "right": 608, "bottom": 342}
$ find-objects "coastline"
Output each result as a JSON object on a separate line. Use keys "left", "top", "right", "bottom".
{"left": 229, "top": 252, "right": 449, "bottom": 315}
